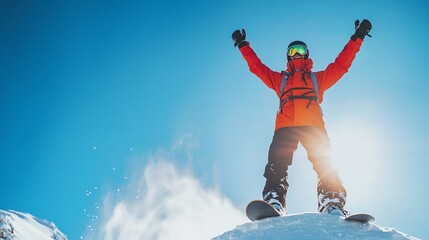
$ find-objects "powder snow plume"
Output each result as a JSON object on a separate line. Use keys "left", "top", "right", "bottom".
{"left": 91, "top": 149, "right": 246, "bottom": 240}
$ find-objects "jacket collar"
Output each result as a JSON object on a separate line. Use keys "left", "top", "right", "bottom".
{"left": 286, "top": 58, "right": 313, "bottom": 73}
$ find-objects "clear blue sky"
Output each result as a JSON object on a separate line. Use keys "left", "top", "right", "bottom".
{"left": 1, "top": 0, "right": 428, "bottom": 239}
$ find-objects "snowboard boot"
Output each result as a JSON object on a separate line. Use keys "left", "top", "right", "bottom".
{"left": 267, "top": 198, "right": 286, "bottom": 216}
{"left": 323, "top": 203, "right": 348, "bottom": 216}
{"left": 263, "top": 191, "right": 286, "bottom": 216}
{"left": 318, "top": 190, "right": 348, "bottom": 217}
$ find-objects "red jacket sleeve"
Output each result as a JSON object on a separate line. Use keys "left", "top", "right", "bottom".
{"left": 316, "top": 38, "right": 363, "bottom": 96}
{"left": 239, "top": 44, "right": 283, "bottom": 94}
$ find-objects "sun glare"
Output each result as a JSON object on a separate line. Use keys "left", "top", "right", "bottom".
{"left": 329, "top": 114, "right": 389, "bottom": 208}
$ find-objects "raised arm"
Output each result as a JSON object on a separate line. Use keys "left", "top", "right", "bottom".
{"left": 316, "top": 19, "right": 372, "bottom": 93}
{"left": 316, "top": 39, "right": 362, "bottom": 91}
{"left": 232, "top": 29, "right": 282, "bottom": 93}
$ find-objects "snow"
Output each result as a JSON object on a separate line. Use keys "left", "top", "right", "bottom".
{"left": 213, "top": 213, "right": 420, "bottom": 240}
{"left": 0, "top": 208, "right": 421, "bottom": 240}
{"left": 97, "top": 162, "right": 247, "bottom": 240}
{"left": 0, "top": 210, "right": 67, "bottom": 240}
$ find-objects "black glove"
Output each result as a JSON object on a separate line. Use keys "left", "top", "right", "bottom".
{"left": 232, "top": 29, "right": 248, "bottom": 48}
{"left": 351, "top": 19, "right": 372, "bottom": 41}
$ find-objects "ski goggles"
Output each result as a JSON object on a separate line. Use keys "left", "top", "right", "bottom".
{"left": 287, "top": 45, "right": 307, "bottom": 57}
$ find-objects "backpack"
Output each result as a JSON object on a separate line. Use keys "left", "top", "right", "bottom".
{"left": 278, "top": 71, "right": 321, "bottom": 114}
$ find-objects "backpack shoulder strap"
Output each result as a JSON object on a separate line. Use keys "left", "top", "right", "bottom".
{"left": 309, "top": 72, "right": 324, "bottom": 116}
{"left": 280, "top": 71, "right": 291, "bottom": 96}
{"left": 309, "top": 72, "right": 319, "bottom": 102}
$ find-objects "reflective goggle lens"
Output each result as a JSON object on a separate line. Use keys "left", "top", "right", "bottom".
{"left": 287, "top": 45, "right": 307, "bottom": 57}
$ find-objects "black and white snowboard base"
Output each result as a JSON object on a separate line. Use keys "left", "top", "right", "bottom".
{"left": 246, "top": 200, "right": 375, "bottom": 223}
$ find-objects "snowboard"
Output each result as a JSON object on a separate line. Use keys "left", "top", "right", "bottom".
{"left": 246, "top": 200, "right": 281, "bottom": 221}
{"left": 246, "top": 200, "right": 375, "bottom": 223}
{"left": 344, "top": 213, "right": 375, "bottom": 223}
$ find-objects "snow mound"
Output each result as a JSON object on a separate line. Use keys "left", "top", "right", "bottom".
{"left": 0, "top": 210, "right": 67, "bottom": 240}
{"left": 213, "top": 213, "right": 419, "bottom": 240}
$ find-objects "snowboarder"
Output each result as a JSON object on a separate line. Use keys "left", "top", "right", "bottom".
{"left": 232, "top": 19, "right": 372, "bottom": 216}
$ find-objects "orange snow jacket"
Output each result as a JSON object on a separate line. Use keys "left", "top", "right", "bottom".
{"left": 239, "top": 39, "right": 363, "bottom": 130}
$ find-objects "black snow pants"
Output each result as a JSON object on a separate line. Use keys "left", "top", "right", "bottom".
{"left": 262, "top": 126, "right": 346, "bottom": 208}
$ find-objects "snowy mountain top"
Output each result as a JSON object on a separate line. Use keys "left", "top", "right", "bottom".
{"left": 213, "top": 212, "right": 420, "bottom": 240}
{"left": 0, "top": 210, "right": 67, "bottom": 240}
